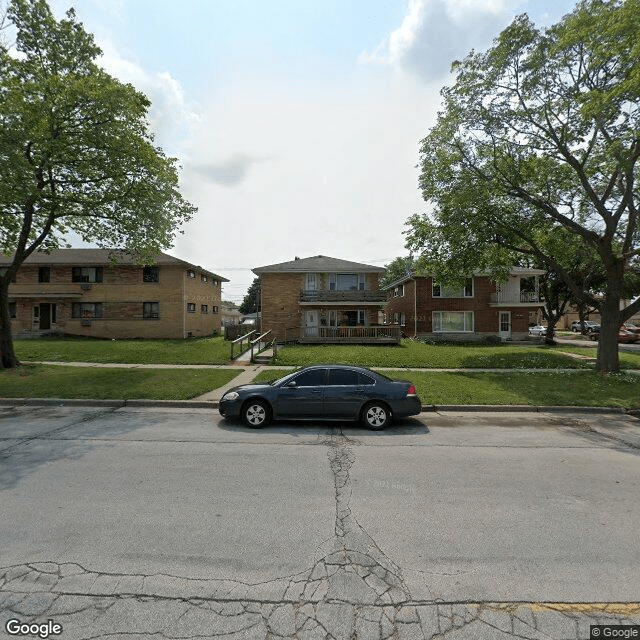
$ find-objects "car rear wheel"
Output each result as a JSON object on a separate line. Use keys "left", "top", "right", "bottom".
{"left": 361, "top": 402, "right": 390, "bottom": 430}
{"left": 242, "top": 399, "right": 271, "bottom": 428}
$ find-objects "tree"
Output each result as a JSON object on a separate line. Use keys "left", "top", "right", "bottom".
{"left": 0, "top": 0, "right": 196, "bottom": 368}
{"left": 239, "top": 278, "right": 261, "bottom": 315}
{"left": 407, "top": 0, "right": 640, "bottom": 373}
{"left": 380, "top": 256, "right": 414, "bottom": 289}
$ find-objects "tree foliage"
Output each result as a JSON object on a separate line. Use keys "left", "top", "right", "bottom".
{"left": 407, "top": 0, "right": 640, "bottom": 372}
{"left": 0, "top": 0, "right": 196, "bottom": 368}
{"left": 239, "top": 278, "right": 261, "bottom": 315}
{"left": 380, "top": 256, "right": 414, "bottom": 289}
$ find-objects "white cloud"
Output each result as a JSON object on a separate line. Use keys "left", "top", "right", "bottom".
{"left": 361, "top": 0, "right": 520, "bottom": 82}
{"left": 97, "top": 39, "right": 201, "bottom": 152}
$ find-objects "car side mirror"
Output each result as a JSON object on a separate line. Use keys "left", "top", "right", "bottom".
{"left": 285, "top": 381, "right": 297, "bottom": 388}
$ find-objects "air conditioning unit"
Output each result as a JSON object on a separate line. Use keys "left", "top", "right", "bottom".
{"left": 81, "top": 283, "right": 92, "bottom": 291}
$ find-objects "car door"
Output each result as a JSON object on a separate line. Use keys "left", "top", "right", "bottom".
{"left": 276, "top": 368, "right": 327, "bottom": 418}
{"left": 324, "top": 368, "right": 369, "bottom": 419}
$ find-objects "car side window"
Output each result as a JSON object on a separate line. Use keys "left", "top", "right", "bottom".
{"left": 327, "top": 369, "right": 360, "bottom": 385}
{"left": 292, "top": 369, "right": 326, "bottom": 386}
{"left": 359, "top": 373, "right": 375, "bottom": 385}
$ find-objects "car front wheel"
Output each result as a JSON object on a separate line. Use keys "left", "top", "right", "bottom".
{"left": 361, "top": 402, "right": 390, "bottom": 430}
{"left": 242, "top": 399, "right": 271, "bottom": 428}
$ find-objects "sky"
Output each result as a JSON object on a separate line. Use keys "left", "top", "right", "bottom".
{"left": 48, "top": 0, "right": 578, "bottom": 303}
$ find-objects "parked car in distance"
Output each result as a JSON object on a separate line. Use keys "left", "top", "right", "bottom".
{"left": 571, "top": 320, "right": 600, "bottom": 332}
{"left": 528, "top": 325, "right": 547, "bottom": 336}
{"left": 622, "top": 323, "right": 640, "bottom": 335}
{"left": 587, "top": 326, "right": 639, "bottom": 343}
{"left": 219, "top": 364, "right": 422, "bottom": 430}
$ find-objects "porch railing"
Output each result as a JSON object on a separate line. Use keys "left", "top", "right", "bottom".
{"left": 299, "top": 289, "right": 387, "bottom": 303}
{"left": 300, "top": 325, "right": 401, "bottom": 343}
{"left": 490, "top": 292, "right": 541, "bottom": 304}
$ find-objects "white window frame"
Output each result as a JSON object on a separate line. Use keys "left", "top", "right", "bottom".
{"left": 432, "top": 311, "right": 474, "bottom": 333}
{"left": 358, "top": 273, "right": 366, "bottom": 291}
{"left": 305, "top": 273, "right": 318, "bottom": 291}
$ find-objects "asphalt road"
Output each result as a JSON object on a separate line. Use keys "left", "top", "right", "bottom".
{"left": 1, "top": 405, "right": 640, "bottom": 639}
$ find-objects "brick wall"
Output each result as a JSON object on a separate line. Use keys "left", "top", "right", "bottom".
{"left": 260, "top": 273, "right": 304, "bottom": 342}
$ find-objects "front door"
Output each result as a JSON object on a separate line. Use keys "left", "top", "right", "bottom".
{"left": 499, "top": 311, "right": 511, "bottom": 340}
{"left": 39, "top": 303, "right": 51, "bottom": 330}
{"left": 304, "top": 310, "right": 319, "bottom": 337}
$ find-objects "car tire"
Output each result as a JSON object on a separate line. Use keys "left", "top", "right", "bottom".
{"left": 361, "top": 402, "right": 390, "bottom": 430}
{"left": 241, "top": 399, "right": 271, "bottom": 428}
{"left": 572, "top": 327, "right": 578, "bottom": 332}
{"left": 589, "top": 333, "right": 598, "bottom": 341}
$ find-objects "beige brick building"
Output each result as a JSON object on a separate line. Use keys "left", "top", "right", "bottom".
{"left": 3, "top": 249, "right": 228, "bottom": 339}
{"left": 253, "top": 255, "right": 399, "bottom": 343}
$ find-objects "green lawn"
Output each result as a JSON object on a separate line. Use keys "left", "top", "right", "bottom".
{"left": 271, "top": 341, "right": 594, "bottom": 369}
{"left": 252, "top": 369, "right": 640, "bottom": 408}
{"left": 15, "top": 335, "right": 232, "bottom": 365}
{"left": 543, "top": 344, "right": 640, "bottom": 369}
{"left": 0, "top": 365, "right": 241, "bottom": 400}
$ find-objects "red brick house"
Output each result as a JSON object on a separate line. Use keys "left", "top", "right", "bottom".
{"left": 253, "top": 255, "right": 400, "bottom": 343}
{"left": 2, "top": 249, "right": 228, "bottom": 339}
{"left": 384, "top": 268, "right": 544, "bottom": 340}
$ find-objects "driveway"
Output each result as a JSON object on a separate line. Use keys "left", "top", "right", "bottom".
{"left": 1, "top": 405, "right": 639, "bottom": 639}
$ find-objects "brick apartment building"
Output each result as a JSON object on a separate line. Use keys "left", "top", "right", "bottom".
{"left": 253, "top": 255, "right": 398, "bottom": 343}
{"left": 384, "top": 268, "right": 544, "bottom": 341}
{"left": 2, "top": 249, "right": 228, "bottom": 339}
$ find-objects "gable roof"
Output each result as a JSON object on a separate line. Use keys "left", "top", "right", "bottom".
{"left": 0, "top": 249, "right": 229, "bottom": 281}
{"left": 253, "top": 255, "right": 384, "bottom": 275}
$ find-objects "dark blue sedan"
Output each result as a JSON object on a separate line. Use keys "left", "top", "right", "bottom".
{"left": 219, "top": 365, "right": 422, "bottom": 430}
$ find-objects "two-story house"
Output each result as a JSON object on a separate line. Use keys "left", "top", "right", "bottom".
{"left": 384, "top": 268, "right": 544, "bottom": 340}
{"left": 2, "top": 249, "right": 228, "bottom": 339}
{"left": 253, "top": 255, "right": 400, "bottom": 343}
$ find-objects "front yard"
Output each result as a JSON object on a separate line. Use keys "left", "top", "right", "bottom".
{"left": 271, "top": 340, "right": 640, "bottom": 369}
{"left": 251, "top": 369, "right": 640, "bottom": 409}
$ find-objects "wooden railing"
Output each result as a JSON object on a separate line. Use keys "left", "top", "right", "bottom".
{"left": 299, "top": 289, "right": 387, "bottom": 303}
{"left": 250, "top": 330, "right": 273, "bottom": 362}
{"left": 300, "top": 325, "right": 401, "bottom": 344}
{"left": 490, "top": 292, "right": 541, "bottom": 304}
{"left": 230, "top": 330, "right": 255, "bottom": 359}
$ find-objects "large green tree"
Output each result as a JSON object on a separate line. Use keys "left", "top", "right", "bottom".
{"left": 0, "top": 0, "right": 196, "bottom": 368}
{"left": 407, "top": 0, "right": 640, "bottom": 372}
{"left": 239, "top": 278, "right": 261, "bottom": 315}
{"left": 380, "top": 256, "right": 414, "bottom": 289}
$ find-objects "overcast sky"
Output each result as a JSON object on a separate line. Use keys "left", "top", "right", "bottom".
{"left": 50, "top": 0, "right": 577, "bottom": 303}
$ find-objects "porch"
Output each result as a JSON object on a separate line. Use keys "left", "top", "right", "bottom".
{"left": 297, "top": 326, "right": 402, "bottom": 344}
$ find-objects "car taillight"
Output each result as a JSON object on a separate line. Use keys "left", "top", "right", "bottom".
{"left": 408, "top": 385, "right": 416, "bottom": 395}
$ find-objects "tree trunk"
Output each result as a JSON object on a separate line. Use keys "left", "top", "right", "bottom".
{"left": 0, "top": 278, "right": 20, "bottom": 369}
{"left": 544, "top": 319, "right": 557, "bottom": 345}
{"left": 596, "top": 288, "right": 622, "bottom": 374}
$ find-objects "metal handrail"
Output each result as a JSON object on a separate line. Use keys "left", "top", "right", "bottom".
{"left": 250, "top": 330, "right": 272, "bottom": 362}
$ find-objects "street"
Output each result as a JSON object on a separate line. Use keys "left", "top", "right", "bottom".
{"left": 1, "top": 405, "right": 640, "bottom": 639}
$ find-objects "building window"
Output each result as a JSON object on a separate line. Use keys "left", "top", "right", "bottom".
{"left": 72, "top": 302, "right": 103, "bottom": 318}
{"left": 143, "top": 266, "right": 159, "bottom": 282}
{"left": 358, "top": 273, "right": 366, "bottom": 290}
{"left": 187, "top": 270, "right": 196, "bottom": 279}
{"left": 212, "top": 305, "right": 219, "bottom": 313}
{"left": 432, "top": 278, "right": 473, "bottom": 298}
{"left": 143, "top": 302, "right": 159, "bottom": 319}
{"left": 393, "top": 284, "right": 404, "bottom": 297}
{"left": 201, "top": 304, "right": 208, "bottom": 314}
{"left": 432, "top": 311, "right": 474, "bottom": 332}
{"left": 357, "top": 309, "right": 366, "bottom": 325}
{"left": 201, "top": 274, "right": 208, "bottom": 283}
{"left": 38, "top": 267, "right": 51, "bottom": 283}
{"left": 187, "top": 303, "right": 196, "bottom": 313}
{"left": 9, "top": 302, "right": 16, "bottom": 318}
{"left": 72, "top": 267, "right": 103, "bottom": 283}
{"left": 212, "top": 279, "right": 218, "bottom": 286}
{"left": 305, "top": 273, "right": 318, "bottom": 291}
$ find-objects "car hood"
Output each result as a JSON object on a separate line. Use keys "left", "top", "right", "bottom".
{"left": 222, "top": 383, "right": 274, "bottom": 395}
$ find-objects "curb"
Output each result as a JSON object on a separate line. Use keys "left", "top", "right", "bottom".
{"left": 1, "top": 398, "right": 637, "bottom": 416}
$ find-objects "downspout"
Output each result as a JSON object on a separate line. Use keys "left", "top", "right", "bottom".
{"left": 412, "top": 277, "right": 417, "bottom": 338}
{"left": 182, "top": 270, "right": 186, "bottom": 339}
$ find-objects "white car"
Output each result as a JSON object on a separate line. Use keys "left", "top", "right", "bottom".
{"left": 528, "top": 325, "right": 547, "bottom": 336}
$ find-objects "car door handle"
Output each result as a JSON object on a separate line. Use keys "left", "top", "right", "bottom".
{"left": 355, "top": 388, "right": 364, "bottom": 392}
{"left": 310, "top": 389, "right": 322, "bottom": 393}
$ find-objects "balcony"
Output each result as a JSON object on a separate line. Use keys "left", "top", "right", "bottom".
{"left": 298, "top": 325, "right": 401, "bottom": 344}
{"left": 490, "top": 291, "right": 541, "bottom": 304}
{"left": 299, "top": 289, "right": 387, "bottom": 304}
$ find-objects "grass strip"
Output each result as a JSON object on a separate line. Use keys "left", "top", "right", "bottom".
{"left": 271, "top": 341, "right": 594, "bottom": 369}
{"left": 252, "top": 369, "right": 640, "bottom": 409}
{"left": 0, "top": 365, "right": 241, "bottom": 400}
{"left": 15, "top": 336, "right": 232, "bottom": 365}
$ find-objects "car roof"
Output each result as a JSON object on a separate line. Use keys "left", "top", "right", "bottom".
{"left": 297, "top": 364, "right": 376, "bottom": 374}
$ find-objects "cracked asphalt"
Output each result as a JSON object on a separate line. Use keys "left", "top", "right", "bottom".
{"left": 1, "top": 405, "right": 640, "bottom": 639}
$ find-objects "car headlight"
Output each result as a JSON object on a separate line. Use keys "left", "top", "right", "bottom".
{"left": 222, "top": 391, "right": 239, "bottom": 401}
